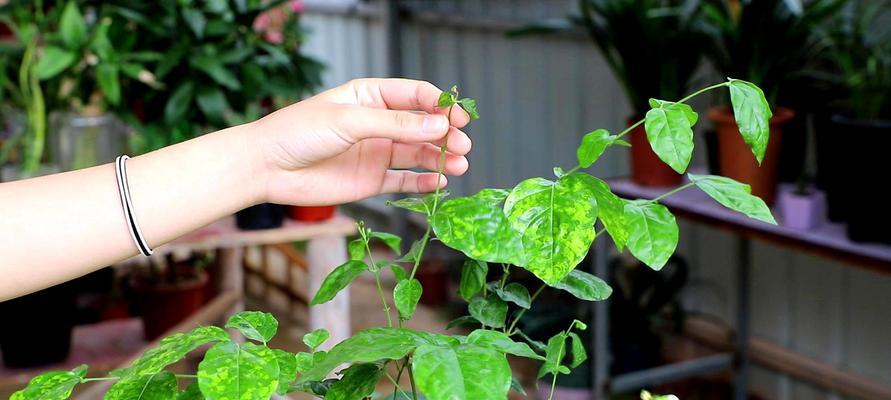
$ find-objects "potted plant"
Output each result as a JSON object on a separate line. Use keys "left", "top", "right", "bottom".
{"left": 104, "top": 0, "right": 322, "bottom": 230}
{"left": 0, "top": 281, "right": 77, "bottom": 368}
{"left": 129, "top": 251, "right": 215, "bottom": 340}
{"left": 702, "top": 0, "right": 843, "bottom": 205}
{"left": 288, "top": 204, "right": 337, "bottom": 222}
{"left": 577, "top": 0, "right": 711, "bottom": 187}
{"left": 776, "top": 177, "right": 825, "bottom": 231}
{"left": 0, "top": 1, "right": 161, "bottom": 175}
{"left": 814, "top": 1, "right": 891, "bottom": 242}
{"left": 13, "top": 80, "right": 769, "bottom": 400}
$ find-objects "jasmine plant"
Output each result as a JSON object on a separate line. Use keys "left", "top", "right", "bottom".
{"left": 13, "top": 78, "right": 775, "bottom": 400}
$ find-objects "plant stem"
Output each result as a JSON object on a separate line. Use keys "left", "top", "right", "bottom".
{"left": 407, "top": 360, "right": 419, "bottom": 400}
{"left": 392, "top": 359, "right": 408, "bottom": 399}
{"left": 408, "top": 104, "right": 455, "bottom": 282}
{"left": 176, "top": 374, "right": 198, "bottom": 379}
{"left": 83, "top": 377, "right": 119, "bottom": 382}
{"left": 616, "top": 81, "right": 729, "bottom": 141}
{"left": 499, "top": 264, "right": 510, "bottom": 289}
{"left": 384, "top": 371, "right": 413, "bottom": 400}
{"left": 673, "top": 81, "right": 731, "bottom": 106}
{"left": 365, "top": 238, "right": 393, "bottom": 327}
{"left": 563, "top": 165, "right": 582, "bottom": 176}
{"left": 507, "top": 284, "right": 546, "bottom": 335}
{"left": 650, "top": 182, "right": 695, "bottom": 203}
{"left": 547, "top": 372, "right": 559, "bottom": 400}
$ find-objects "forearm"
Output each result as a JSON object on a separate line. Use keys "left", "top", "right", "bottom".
{"left": 0, "top": 123, "right": 265, "bottom": 300}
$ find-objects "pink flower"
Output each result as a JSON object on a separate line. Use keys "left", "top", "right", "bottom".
{"left": 264, "top": 30, "right": 283, "bottom": 44}
{"left": 289, "top": 0, "right": 304, "bottom": 13}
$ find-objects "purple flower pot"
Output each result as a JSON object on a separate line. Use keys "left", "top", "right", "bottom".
{"left": 777, "top": 185, "right": 825, "bottom": 231}
{"left": 536, "top": 382, "right": 592, "bottom": 400}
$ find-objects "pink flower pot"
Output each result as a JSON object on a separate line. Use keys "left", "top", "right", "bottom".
{"left": 777, "top": 185, "right": 825, "bottom": 231}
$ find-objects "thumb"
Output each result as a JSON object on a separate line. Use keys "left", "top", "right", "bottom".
{"left": 333, "top": 105, "right": 450, "bottom": 143}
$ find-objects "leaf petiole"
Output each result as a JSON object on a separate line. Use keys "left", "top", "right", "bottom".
{"left": 649, "top": 182, "right": 695, "bottom": 203}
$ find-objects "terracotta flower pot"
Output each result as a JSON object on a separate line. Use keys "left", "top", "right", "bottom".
{"left": 288, "top": 205, "right": 336, "bottom": 222}
{"left": 709, "top": 107, "right": 794, "bottom": 205}
{"left": 629, "top": 118, "right": 683, "bottom": 187}
{"left": 131, "top": 270, "right": 208, "bottom": 340}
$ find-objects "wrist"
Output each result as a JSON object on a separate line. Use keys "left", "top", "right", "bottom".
{"left": 221, "top": 122, "right": 271, "bottom": 207}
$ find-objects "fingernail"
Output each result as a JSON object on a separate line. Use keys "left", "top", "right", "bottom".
{"left": 421, "top": 115, "right": 448, "bottom": 135}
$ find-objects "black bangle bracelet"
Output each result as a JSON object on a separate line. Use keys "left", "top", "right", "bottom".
{"left": 115, "top": 155, "right": 153, "bottom": 256}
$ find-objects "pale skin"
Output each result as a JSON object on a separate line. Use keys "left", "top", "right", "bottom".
{"left": 0, "top": 78, "right": 472, "bottom": 301}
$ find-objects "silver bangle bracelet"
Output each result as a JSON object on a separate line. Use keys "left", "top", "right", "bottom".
{"left": 115, "top": 155, "right": 153, "bottom": 256}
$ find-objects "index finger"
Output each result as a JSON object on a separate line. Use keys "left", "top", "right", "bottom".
{"left": 348, "top": 78, "right": 473, "bottom": 128}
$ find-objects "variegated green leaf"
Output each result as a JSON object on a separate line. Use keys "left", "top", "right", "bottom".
{"left": 412, "top": 344, "right": 511, "bottom": 400}
{"left": 11, "top": 365, "right": 87, "bottom": 400}
{"left": 504, "top": 174, "right": 598, "bottom": 284}
{"left": 431, "top": 189, "right": 525, "bottom": 266}
{"left": 225, "top": 311, "right": 278, "bottom": 343}
{"left": 624, "top": 201, "right": 678, "bottom": 270}
{"left": 197, "top": 342, "right": 279, "bottom": 400}
{"left": 105, "top": 371, "right": 177, "bottom": 400}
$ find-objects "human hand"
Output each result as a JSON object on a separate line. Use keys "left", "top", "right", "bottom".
{"left": 250, "top": 78, "right": 473, "bottom": 206}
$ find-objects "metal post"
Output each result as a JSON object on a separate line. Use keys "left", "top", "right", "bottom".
{"left": 734, "top": 237, "right": 752, "bottom": 400}
{"left": 592, "top": 237, "right": 611, "bottom": 399}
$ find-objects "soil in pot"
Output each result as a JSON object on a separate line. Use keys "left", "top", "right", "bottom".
{"left": 236, "top": 203, "right": 285, "bottom": 230}
{"left": 710, "top": 107, "right": 794, "bottom": 205}
{"left": 829, "top": 114, "right": 891, "bottom": 244}
{"left": 131, "top": 268, "right": 208, "bottom": 341}
{"left": 629, "top": 119, "right": 683, "bottom": 187}
{"left": 0, "top": 282, "right": 76, "bottom": 368}
{"left": 288, "top": 205, "right": 336, "bottom": 222}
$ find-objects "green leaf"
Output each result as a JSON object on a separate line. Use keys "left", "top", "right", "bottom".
{"left": 567, "top": 332, "right": 587, "bottom": 368}
{"left": 96, "top": 64, "right": 121, "bottom": 105}
{"left": 458, "top": 259, "right": 488, "bottom": 301}
{"left": 510, "top": 377, "right": 527, "bottom": 396}
{"left": 298, "top": 328, "right": 437, "bottom": 382}
{"left": 198, "top": 342, "right": 279, "bottom": 400}
{"left": 176, "top": 382, "right": 203, "bottom": 400}
{"left": 624, "top": 201, "right": 678, "bottom": 270}
{"left": 310, "top": 260, "right": 368, "bottom": 305}
{"left": 729, "top": 79, "right": 773, "bottom": 163}
{"left": 586, "top": 177, "right": 629, "bottom": 250}
{"left": 437, "top": 91, "right": 456, "bottom": 108}
{"left": 196, "top": 86, "right": 229, "bottom": 122}
{"left": 576, "top": 129, "right": 618, "bottom": 168}
{"left": 504, "top": 174, "right": 598, "bottom": 284}
{"left": 190, "top": 55, "right": 240, "bottom": 90}
{"left": 295, "top": 352, "right": 313, "bottom": 373}
{"left": 105, "top": 371, "right": 177, "bottom": 400}
{"left": 644, "top": 101, "right": 696, "bottom": 174}
{"left": 649, "top": 99, "right": 698, "bottom": 125}
{"left": 491, "top": 282, "right": 531, "bottom": 309}
{"left": 445, "top": 315, "right": 479, "bottom": 330}
{"left": 412, "top": 344, "right": 511, "bottom": 400}
{"left": 468, "top": 295, "right": 508, "bottom": 328}
{"left": 688, "top": 173, "right": 776, "bottom": 224}
{"left": 225, "top": 311, "right": 278, "bottom": 343}
{"left": 303, "top": 328, "right": 330, "bottom": 351}
{"left": 10, "top": 365, "right": 86, "bottom": 400}
{"left": 348, "top": 238, "right": 366, "bottom": 261}
{"left": 272, "top": 349, "right": 298, "bottom": 394}
{"left": 466, "top": 329, "right": 544, "bottom": 360}
{"left": 538, "top": 334, "right": 568, "bottom": 378}
{"left": 290, "top": 379, "right": 336, "bottom": 397}
{"left": 164, "top": 82, "right": 196, "bottom": 125}
{"left": 181, "top": 8, "right": 207, "bottom": 38}
{"left": 432, "top": 189, "right": 525, "bottom": 266}
{"left": 116, "top": 326, "right": 230, "bottom": 378}
{"left": 396, "top": 238, "right": 424, "bottom": 263}
{"left": 381, "top": 392, "right": 426, "bottom": 400}
{"left": 553, "top": 269, "right": 612, "bottom": 301}
{"left": 394, "top": 278, "right": 423, "bottom": 319}
{"left": 458, "top": 98, "right": 480, "bottom": 120}
{"left": 90, "top": 19, "right": 114, "bottom": 61}
{"left": 59, "top": 1, "right": 87, "bottom": 49}
{"left": 388, "top": 263, "right": 409, "bottom": 281}
{"left": 388, "top": 191, "right": 450, "bottom": 215}
{"left": 35, "top": 47, "right": 76, "bottom": 80}
{"left": 369, "top": 231, "right": 402, "bottom": 254}
{"left": 325, "top": 363, "right": 384, "bottom": 400}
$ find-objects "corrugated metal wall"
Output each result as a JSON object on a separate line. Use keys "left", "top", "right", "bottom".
{"left": 300, "top": 2, "right": 891, "bottom": 399}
